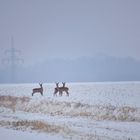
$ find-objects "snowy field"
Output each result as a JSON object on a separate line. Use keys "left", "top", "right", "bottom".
{"left": 0, "top": 82, "right": 140, "bottom": 140}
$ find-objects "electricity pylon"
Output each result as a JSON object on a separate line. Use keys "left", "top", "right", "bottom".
{"left": 3, "top": 36, "right": 23, "bottom": 83}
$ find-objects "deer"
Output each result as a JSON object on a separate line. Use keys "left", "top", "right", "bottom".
{"left": 62, "top": 82, "right": 69, "bottom": 96}
{"left": 53, "top": 82, "right": 69, "bottom": 96}
{"left": 32, "top": 83, "right": 43, "bottom": 96}
{"left": 53, "top": 82, "right": 61, "bottom": 96}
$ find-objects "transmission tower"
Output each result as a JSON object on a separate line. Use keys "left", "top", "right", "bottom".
{"left": 3, "top": 36, "right": 23, "bottom": 83}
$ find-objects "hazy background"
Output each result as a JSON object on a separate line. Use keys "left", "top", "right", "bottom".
{"left": 0, "top": 0, "right": 140, "bottom": 83}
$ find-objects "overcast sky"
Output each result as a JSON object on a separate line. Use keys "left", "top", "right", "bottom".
{"left": 0, "top": 0, "right": 140, "bottom": 65}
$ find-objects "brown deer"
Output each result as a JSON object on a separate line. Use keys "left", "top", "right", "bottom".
{"left": 53, "top": 82, "right": 61, "bottom": 96}
{"left": 62, "top": 82, "right": 69, "bottom": 96}
{"left": 32, "top": 83, "right": 43, "bottom": 96}
{"left": 53, "top": 82, "right": 69, "bottom": 96}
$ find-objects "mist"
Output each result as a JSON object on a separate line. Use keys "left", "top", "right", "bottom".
{"left": 0, "top": 0, "right": 140, "bottom": 83}
{"left": 0, "top": 55, "right": 140, "bottom": 83}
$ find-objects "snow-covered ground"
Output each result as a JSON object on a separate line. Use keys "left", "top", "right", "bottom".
{"left": 0, "top": 127, "right": 65, "bottom": 140}
{"left": 0, "top": 82, "right": 140, "bottom": 140}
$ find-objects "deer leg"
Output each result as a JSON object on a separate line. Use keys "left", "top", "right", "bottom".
{"left": 66, "top": 91, "right": 69, "bottom": 96}
{"left": 61, "top": 91, "right": 63, "bottom": 96}
{"left": 59, "top": 91, "right": 62, "bottom": 96}
{"left": 59, "top": 91, "right": 61, "bottom": 96}
{"left": 54, "top": 89, "right": 57, "bottom": 96}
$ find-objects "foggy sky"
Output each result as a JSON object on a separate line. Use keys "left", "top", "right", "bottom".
{"left": 0, "top": 0, "right": 140, "bottom": 65}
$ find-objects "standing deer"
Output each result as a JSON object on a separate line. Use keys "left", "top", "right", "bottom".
{"left": 53, "top": 82, "right": 61, "bottom": 96}
{"left": 53, "top": 82, "right": 69, "bottom": 96}
{"left": 32, "top": 83, "right": 43, "bottom": 96}
{"left": 62, "top": 82, "right": 69, "bottom": 96}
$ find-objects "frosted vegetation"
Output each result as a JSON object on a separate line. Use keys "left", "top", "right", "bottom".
{"left": 0, "top": 82, "right": 140, "bottom": 140}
